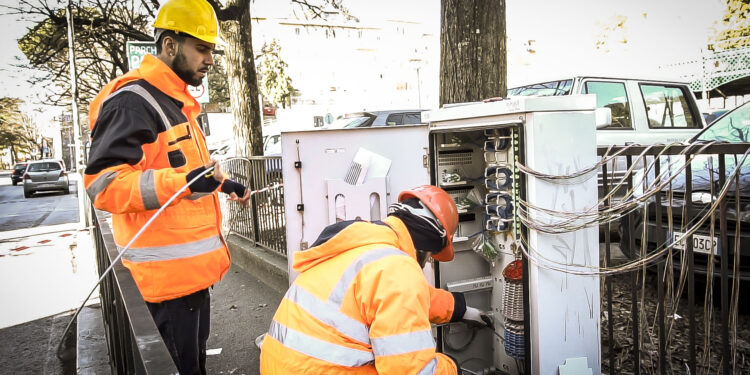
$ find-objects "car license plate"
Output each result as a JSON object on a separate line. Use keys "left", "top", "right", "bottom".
{"left": 671, "top": 232, "right": 719, "bottom": 255}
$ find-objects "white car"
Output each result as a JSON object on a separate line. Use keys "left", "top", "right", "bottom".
{"left": 263, "top": 132, "right": 281, "bottom": 156}
{"left": 209, "top": 131, "right": 282, "bottom": 161}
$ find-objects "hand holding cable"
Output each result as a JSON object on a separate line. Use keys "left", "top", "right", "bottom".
{"left": 187, "top": 161, "right": 251, "bottom": 206}
{"left": 221, "top": 179, "right": 250, "bottom": 206}
{"left": 186, "top": 161, "right": 223, "bottom": 193}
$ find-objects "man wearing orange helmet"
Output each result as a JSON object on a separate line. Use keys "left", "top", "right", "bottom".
{"left": 260, "top": 185, "right": 490, "bottom": 374}
{"left": 84, "top": 0, "right": 248, "bottom": 373}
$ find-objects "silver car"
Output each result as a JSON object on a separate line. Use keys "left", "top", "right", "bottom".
{"left": 23, "top": 159, "right": 70, "bottom": 198}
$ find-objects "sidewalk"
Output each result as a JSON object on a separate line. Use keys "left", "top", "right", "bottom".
{"left": 205, "top": 262, "right": 283, "bottom": 374}
{"left": 202, "top": 234, "right": 287, "bottom": 374}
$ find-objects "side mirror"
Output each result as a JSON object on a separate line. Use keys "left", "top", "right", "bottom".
{"left": 595, "top": 107, "right": 612, "bottom": 129}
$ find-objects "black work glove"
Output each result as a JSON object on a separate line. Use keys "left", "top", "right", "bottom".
{"left": 221, "top": 179, "right": 247, "bottom": 198}
{"left": 186, "top": 165, "right": 222, "bottom": 193}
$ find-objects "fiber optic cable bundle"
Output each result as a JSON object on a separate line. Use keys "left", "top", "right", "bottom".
{"left": 502, "top": 260, "right": 525, "bottom": 360}
{"left": 514, "top": 141, "right": 750, "bottom": 277}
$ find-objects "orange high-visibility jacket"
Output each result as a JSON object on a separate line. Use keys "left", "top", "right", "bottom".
{"left": 84, "top": 54, "right": 230, "bottom": 303}
{"left": 260, "top": 216, "right": 458, "bottom": 374}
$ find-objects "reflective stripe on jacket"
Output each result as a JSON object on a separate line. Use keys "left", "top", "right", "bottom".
{"left": 84, "top": 54, "right": 230, "bottom": 303}
{"left": 260, "top": 217, "right": 457, "bottom": 374}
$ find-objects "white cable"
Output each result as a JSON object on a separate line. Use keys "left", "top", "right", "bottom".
{"left": 516, "top": 141, "right": 723, "bottom": 234}
{"left": 517, "top": 148, "right": 749, "bottom": 276}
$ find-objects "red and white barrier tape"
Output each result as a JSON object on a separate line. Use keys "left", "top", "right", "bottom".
{"left": 5, "top": 227, "right": 92, "bottom": 252}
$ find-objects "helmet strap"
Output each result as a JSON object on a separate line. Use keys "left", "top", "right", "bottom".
{"left": 416, "top": 250, "right": 431, "bottom": 268}
{"left": 388, "top": 201, "right": 447, "bottom": 239}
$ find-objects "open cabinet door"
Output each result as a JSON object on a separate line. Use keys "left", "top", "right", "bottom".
{"left": 281, "top": 125, "right": 430, "bottom": 281}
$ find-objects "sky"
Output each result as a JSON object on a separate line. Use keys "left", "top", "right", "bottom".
{"left": 504, "top": 0, "right": 725, "bottom": 85}
{"left": 0, "top": 0, "right": 728, "bottom": 129}
{"left": 327, "top": 0, "right": 725, "bottom": 86}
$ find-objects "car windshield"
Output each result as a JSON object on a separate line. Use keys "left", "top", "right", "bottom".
{"left": 507, "top": 79, "right": 573, "bottom": 96}
{"left": 329, "top": 115, "right": 373, "bottom": 129}
{"left": 27, "top": 162, "right": 60, "bottom": 172}
{"left": 695, "top": 102, "right": 750, "bottom": 143}
{"left": 213, "top": 145, "right": 231, "bottom": 156}
{"left": 263, "top": 134, "right": 281, "bottom": 155}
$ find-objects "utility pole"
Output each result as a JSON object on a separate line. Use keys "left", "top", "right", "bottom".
{"left": 66, "top": 0, "right": 88, "bottom": 227}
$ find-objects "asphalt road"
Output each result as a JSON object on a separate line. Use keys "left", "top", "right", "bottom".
{"left": 0, "top": 171, "right": 79, "bottom": 230}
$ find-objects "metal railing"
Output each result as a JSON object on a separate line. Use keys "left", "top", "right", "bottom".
{"left": 598, "top": 143, "right": 750, "bottom": 375}
{"left": 221, "top": 156, "right": 286, "bottom": 256}
{"left": 92, "top": 208, "right": 178, "bottom": 374}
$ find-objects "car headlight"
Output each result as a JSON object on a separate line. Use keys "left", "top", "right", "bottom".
{"left": 691, "top": 191, "right": 715, "bottom": 204}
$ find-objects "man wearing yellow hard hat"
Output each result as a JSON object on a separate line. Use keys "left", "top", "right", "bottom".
{"left": 84, "top": 0, "right": 247, "bottom": 374}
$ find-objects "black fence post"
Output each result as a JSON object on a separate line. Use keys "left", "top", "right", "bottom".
{"left": 654, "top": 159, "right": 666, "bottom": 375}
{"left": 719, "top": 154, "right": 729, "bottom": 375}
{"left": 602, "top": 162, "right": 615, "bottom": 374}
{"left": 685, "top": 155, "right": 697, "bottom": 374}
{"left": 250, "top": 159, "right": 261, "bottom": 246}
{"left": 625, "top": 154, "right": 640, "bottom": 374}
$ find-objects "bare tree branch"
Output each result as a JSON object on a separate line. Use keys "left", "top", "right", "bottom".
{"left": 2, "top": 0, "right": 152, "bottom": 108}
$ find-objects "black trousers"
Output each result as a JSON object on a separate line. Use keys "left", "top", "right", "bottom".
{"left": 147, "top": 289, "right": 211, "bottom": 375}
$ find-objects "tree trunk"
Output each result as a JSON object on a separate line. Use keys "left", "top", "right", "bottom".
{"left": 440, "top": 0, "right": 507, "bottom": 106}
{"left": 217, "top": 0, "right": 263, "bottom": 157}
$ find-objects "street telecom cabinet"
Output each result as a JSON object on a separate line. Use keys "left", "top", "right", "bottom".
{"left": 280, "top": 95, "right": 602, "bottom": 375}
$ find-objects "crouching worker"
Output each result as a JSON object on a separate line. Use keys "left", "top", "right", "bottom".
{"left": 260, "top": 185, "right": 489, "bottom": 374}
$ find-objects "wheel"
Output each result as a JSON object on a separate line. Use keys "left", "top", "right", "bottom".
{"left": 24, "top": 190, "right": 32, "bottom": 198}
{"left": 12, "top": 180, "right": 17, "bottom": 186}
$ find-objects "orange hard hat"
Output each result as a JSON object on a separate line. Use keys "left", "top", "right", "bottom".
{"left": 398, "top": 185, "right": 458, "bottom": 262}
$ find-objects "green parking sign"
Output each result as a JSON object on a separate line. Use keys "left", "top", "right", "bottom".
{"left": 126, "top": 41, "right": 157, "bottom": 70}
{"left": 126, "top": 41, "right": 209, "bottom": 103}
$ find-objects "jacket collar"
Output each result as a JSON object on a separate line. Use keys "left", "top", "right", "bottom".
{"left": 293, "top": 217, "right": 417, "bottom": 273}
{"left": 383, "top": 216, "right": 418, "bottom": 259}
{"left": 88, "top": 54, "right": 201, "bottom": 131}
{"left": 138, "top": 54, "right": 200, "bottom": 118}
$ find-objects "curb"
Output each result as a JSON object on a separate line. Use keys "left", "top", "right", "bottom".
{"left": 1, "top": 223, "right": 84, "bottom": 241}
{"left": 77, "top": 304, "right": 111, "bottom": 374}
{"left": 226, "top": 234, "right": 289, "bottom": 295}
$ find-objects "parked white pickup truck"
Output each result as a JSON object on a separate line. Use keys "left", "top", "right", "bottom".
{"left": 510, "top": 76, "right": 707, "bottom": 227}
{"left": 508, "top": 76, "right": 706, "bottom": 145}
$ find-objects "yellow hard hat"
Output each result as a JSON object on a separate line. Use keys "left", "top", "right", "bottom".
{"left": 153, "top": 0, "right": 220, "bottom": 44}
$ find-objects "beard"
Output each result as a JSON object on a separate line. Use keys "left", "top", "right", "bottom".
{"left": 172, "top": 49, "right": 203, "bottom": 87}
